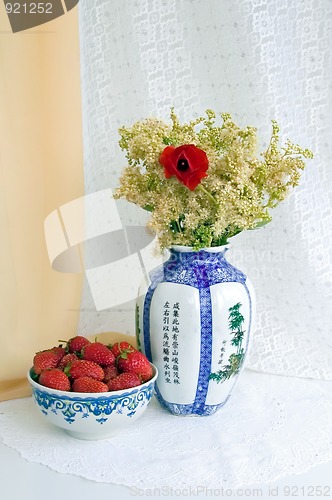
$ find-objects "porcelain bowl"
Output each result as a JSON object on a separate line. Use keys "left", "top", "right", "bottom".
{"left": 27, "top": 364, "right": 158, "bottom": 440}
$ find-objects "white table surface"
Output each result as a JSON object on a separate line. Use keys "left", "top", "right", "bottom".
{"left": 1, "top": 439, "right": 331, "bottom": 500}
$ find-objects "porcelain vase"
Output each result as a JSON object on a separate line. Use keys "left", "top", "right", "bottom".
{"left": 136, "top": 245, "right": 255, "bottom": 416}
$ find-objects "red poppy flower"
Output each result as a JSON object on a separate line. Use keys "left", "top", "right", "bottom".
{"left": 159, "top": 144, "right": 209, "bottom": 191}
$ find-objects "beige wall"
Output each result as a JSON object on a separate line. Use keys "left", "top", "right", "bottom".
{"left": 0, "top": 8, "right": 84, "bottom": 400}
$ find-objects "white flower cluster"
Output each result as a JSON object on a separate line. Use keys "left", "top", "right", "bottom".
{"left": 114, "top": 110, "right": 313, "bottom": 251}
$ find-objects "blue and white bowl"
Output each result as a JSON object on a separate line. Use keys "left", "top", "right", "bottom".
{"left": 27, "top": 364, "right": 158, "bottom": 440}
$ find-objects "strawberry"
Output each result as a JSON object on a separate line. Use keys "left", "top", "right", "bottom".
{"left": 65, "top": 359, "right": 104, "bottom": 381}
{"left": 51, "top": 346, "right": 66, "bottom": 363}
{"left": 110, "top": 341, "right": 136, "bottom": 358}
{"left": 57, "top": 353, "right": 78, "bottom": 370}
{"left": 82, "top": 342, "right": 115, "bottom": 366}
{"left": 117, "top": 351, "right": 153, "bottom": 382}
{"left": 107, "top": 372, "right": 142, "bottom": 391}
{"left": 103, "top": 365, "right": 119, "bottom": 382}
{"left": 39, "top": 369, "right": 70, "bottom": 391}
{"left": 33, "top": 350, "right": 60, "bottom": 375}
{"left": 72, "top": 377, "right": 108, "bottom": 393}
{"left": 58, "top": 336, "right": 91, "bottom": 354}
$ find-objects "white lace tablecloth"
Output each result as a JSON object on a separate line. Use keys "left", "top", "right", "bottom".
{"left": 0, "top": 369, "right": 331, "bottom": 489}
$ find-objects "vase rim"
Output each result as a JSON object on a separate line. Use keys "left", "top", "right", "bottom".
{"left": 170, "top": 244, "right": 231, "bottom": 253}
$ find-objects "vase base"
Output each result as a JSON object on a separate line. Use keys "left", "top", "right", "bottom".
{"left": 155, "top": 392, "right": 231, "bottom": 416}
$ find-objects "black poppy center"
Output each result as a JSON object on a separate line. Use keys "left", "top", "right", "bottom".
{"left": 177, "top": 158, "right": 189, "bottom": 172}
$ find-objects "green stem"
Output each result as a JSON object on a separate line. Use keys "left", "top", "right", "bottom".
{"left": 196, "top": 184, "right": 218, "bottom": 206}
{"left": 237, "top": 336, "right": 242, "bottom": 355}
{"left": 175, "top": 220, "right": 182, "bottom": 233}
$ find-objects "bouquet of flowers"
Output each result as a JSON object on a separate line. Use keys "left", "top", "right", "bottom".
{"left": 114, "top": 109, "right": 313, "bottom": 251}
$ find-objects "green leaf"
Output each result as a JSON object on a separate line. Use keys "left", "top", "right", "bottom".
{"left": 64, "top": 365, "right": 72, "bottom": 375}
{"left": 30, "top": 369, "right": 39, "bottom": 382}
{"left": 250, "top": 219, "right": 271, "bottom": 230}
{"left": 162, "top": 137, "right": 174, "bottom": 145}
{"left": 143, "top": 204, "right": 154, "bottom": 212}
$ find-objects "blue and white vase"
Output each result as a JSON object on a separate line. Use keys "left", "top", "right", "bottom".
{"left": 136, "top": 245, "right": 255, "bottom": 416}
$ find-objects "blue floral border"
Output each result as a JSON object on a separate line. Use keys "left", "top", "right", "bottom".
{"left": 32, "top": 383, "right": 154, "bottom": 424}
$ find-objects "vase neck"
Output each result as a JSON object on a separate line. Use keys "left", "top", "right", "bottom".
{"left": 170, "top": 245, "right": 230, "bottom": 253}
{"left": 169, "top": 245, "right": 230, "bottom": 260}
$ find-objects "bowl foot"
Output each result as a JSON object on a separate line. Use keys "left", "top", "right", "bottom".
{"left": 65, "top": 429, "right": 117, "bottom": 440}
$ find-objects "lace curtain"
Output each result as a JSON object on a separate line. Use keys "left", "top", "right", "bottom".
{"left": 78, "top": 0, "right": 332, "bottom": 381}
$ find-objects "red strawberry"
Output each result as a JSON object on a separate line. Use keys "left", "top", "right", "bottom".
{"left": 110, "top": 341, "right": 136, "bottom": 358}
{"left": 33, "top": 350, "right": 59, "bottom": 375}
{"left": 103, "top": 365, "right": 119, "bottom": 382}
{"left": 82, "top": 342, "right": 115, "bottom": 366}
{"left": 57, "top": 353, "right": 78, "bottom": 370}
{"left": 117, "top": 351, "right": 153, "bottom": 382}
{"left": 65, "top": 360, "right": 104, "bottom": 381}
{"left": 51, "top": 346, "right": 66, "bottom": 362}
{"left": 59, "top": 336, "right": 91, "bottom": 354}
{"left": 39, "top": 369, "right": 70, "bottom": 391}
{"left": 107, "top": 372, "right": 142, "bottom": 391}
{"left": 72, "top": 377, "right": 108, "bottom": 393}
